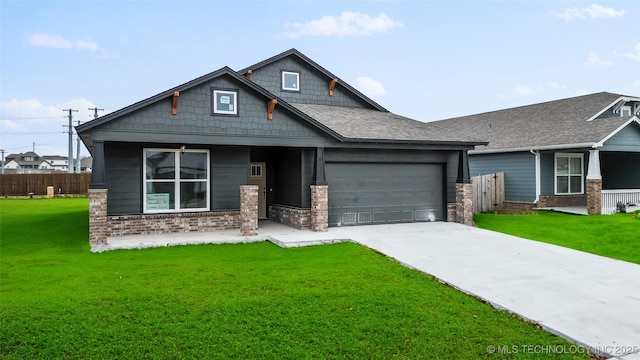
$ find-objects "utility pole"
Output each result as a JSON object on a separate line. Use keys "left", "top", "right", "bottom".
{"left": 75, "top": 121, "right": 82, "bottom": 173}
{"left": 1, "top": 149, "right": 5, "bottom": 174}
{"left": 88, "top": 107, "right": 104, "bottom": 119}
{"left": 63, "top": 109, "right": 78, "bottom": 173}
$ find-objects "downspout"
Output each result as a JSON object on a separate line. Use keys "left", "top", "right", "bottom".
{"left": 530, "top": 149, "right": 541, "bottom": 203}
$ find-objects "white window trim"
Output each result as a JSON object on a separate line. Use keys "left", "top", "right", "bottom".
{"left": 143, "top": 148, "right": 210, "bottom": 213}
{"left": 213, "top": 89, "right": 238, "bottom": 115}
{"left": 620, "top": 105, "right": 632, "bottom": 117}
{"left": 282, "top": 71, "right": 300, "bottom": 91}
{"left": 554, "top": 153, "right": 584, "bottom": 195}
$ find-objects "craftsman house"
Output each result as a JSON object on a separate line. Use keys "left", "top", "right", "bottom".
{"left": 77, "top": 49, "right": 486, "bottom": 246}
{"left": 430, "top": 92, "right": 640, "bottom": 214}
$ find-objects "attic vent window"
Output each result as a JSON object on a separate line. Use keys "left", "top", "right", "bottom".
{"left": 620, "top": 105, "right": 631, "bottom": 117}
{"left": 211, "top": 88, "right": 238, "bottom": 115}
{"left": 282, "top": 71, "right": 300, "bottom": 91}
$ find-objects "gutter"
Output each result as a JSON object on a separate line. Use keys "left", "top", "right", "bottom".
{"left": 470, "top": 142, "right": 596, "bottom": 155}
{"left": 530, "top": 149, "right": 541, "bottom": 204}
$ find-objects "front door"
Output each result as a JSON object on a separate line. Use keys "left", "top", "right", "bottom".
{"left": 249, "top": 162, "right": 267, "bottom": 219}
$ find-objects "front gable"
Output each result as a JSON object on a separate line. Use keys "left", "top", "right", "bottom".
{"left": 600, "top": 119, "right": 640, "bottom": 152}
{"left": 240, "top": 49, "right": 387, "bottom": 111}
{"left": 80, "top": 69, "right": 339, "bottom": 149}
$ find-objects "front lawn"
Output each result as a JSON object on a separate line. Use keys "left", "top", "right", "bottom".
{"left": 0, "top": 198, "right": 588, "bottom": 359}
{"left": 475, "top": 211, "right": 639, "bottom": 264}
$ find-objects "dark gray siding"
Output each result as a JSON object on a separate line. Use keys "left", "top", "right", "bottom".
{"left": 248, "top": 57, "right": 373, "bottom": 108}
{"left": 301, "top": 148, "right": 315, "bottom": 208}
{"left": 211, "top": 146, "right": 248, "bottom": 211}
{"left": 601, "top": 152, "right": 640, "bottom": 189}
{"left": 94, "top": 74, "right": 333, "bottom": 148}
{"left": 105, "top": 142, "right": 142, "bottom": 215}
{"left": 469, "top": 152, "right": 535, "bottom": 201}
{"left": 600, "top": 123, "right": 640, "bottom": 152}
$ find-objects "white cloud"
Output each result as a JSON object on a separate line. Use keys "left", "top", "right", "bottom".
{"left": 552, "top": 4, "right": 625, "bottom": 21}
{"left": 353, "top": 76, "right": 388, "bottom": 97}
{"left": 0, "top": 98, "right": 98, "bottom": 126}
{"left": 284, "top": 12, "right": 402, "bottom": 38}
{"left": 500, "top": 82, "right": 565, "bottom": 99}
{"left": 614, "top": 42, "right": 640, "bottom": 62}
{"left": 585, "top": 51, "right": 614, "bottom": 66}
{"left": 27, "top": 33, "right": 108, "bottom": 56}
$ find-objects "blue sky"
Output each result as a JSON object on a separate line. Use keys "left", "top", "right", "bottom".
{"left": 1, "top": 0, "right": 638, "bottom": 157}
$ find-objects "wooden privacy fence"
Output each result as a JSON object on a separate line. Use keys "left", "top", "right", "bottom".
{"left": 0, "top": 173, "right": 91, "bottom": 196}
{"left": 471, "top": 172, "right": 504, "bottom": 213}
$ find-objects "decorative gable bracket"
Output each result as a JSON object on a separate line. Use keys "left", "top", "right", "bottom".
{"left": 329, "top": 79, "right": 338, "bottom": 96}
{"left": 267, "top": 99, "right": 277, "bottom": 120}
{"left": 172, "top": 91, "right": 179, "bottom": 115}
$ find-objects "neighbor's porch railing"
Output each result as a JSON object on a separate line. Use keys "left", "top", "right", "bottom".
{"left": 601, "top": 189, "right": 640, "bottom": 214}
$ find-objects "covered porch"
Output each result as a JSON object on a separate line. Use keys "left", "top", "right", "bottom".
{"left": 586, "top": 149, "right": 640, "bottom": 215}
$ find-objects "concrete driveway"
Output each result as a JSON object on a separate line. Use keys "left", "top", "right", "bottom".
{"left": 102, "top": 221, "right": 640, "bottom": 359}
{"left": 272, "top": 222, "right": 640, "bottom": 360}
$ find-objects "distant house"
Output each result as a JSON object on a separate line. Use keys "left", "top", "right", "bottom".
{"left": 4, "top": 152, "right": 53, "bottom": 172}
{"left": 77, "top": 48, "right": 486, "bottom": 246}
{"left": 3, "top": 152, "right": 73, "bottom": 173}
{"left": 42, "top": 155, "right": 69, "bottom": 172}
{"left": 430, "top": 92, "right": 640, "bottom": 214}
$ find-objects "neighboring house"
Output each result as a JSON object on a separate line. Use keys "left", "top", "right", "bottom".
{"left": 80, "top": 157, "right": 93, "bottom": 172}
{"left": 3, "top": 152, "right": 53, "bottom": 172}
{"left": 77, "top": 48, "right": 486, "bottom": 246}
{"left": 430, "top": 92, "right": 640, "bottom": 214}
{"left": 42, "top": 155, "right": 69, "bottom": 172}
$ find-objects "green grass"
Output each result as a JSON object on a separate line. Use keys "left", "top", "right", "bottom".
{"left": 1, "top": 198, "right": 588, "bottom": 359}
{"left": 475, "top": 211, "right": 640, "bottom": 264}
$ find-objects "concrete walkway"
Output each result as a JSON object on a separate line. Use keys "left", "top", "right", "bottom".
{"left": 99, "top": 221, "right": 640, "bottom": 359}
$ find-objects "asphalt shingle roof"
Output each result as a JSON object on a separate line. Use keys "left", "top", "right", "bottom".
{"left": 429, "top": 92, "right": 637, "bottom": 153}
{"left": 291, "top": 103, "right": 485, "bottom": 144}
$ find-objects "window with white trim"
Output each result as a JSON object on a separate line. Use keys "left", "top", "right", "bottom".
{"left": 282, "top": 71, "right": 300, "bottom": 91}
{"left": 555, "top": 153, "right": 583, "bottom": 195}
{"left": 144, "top": 149, "right": 209, "bottom": 213}
{"left": 212, "top": 89, "right": 237, "bottom": 115}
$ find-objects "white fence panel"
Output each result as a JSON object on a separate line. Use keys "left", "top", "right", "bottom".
{"left": 601, "top": 189, "right": 640, "bottom": 214}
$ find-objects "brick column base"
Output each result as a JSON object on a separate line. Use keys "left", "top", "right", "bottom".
{"left": 88, "top": 189, "right": 108, "bottom": 246}
{"left": 456, "top": 183, "right": 473, "bottom": 226}
{"left": 240, "top": 185, "right": 258, "bottom": 236}
{"left": 586, "top": 179, "right": 602, "bottom": 215}
{"left": 310, "top": 185, "right": 328, "bottom": 232}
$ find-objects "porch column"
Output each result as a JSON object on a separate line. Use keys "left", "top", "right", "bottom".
{"left": 455, "top": 151, "right": 473, "bottom": 225}
{"left": 310, "top": 185, "right": 328, "bottom": 232}
{"left": 240, "top": 185, "right": 258, "bottom": 236}
{"left": 586, "top": 149, "right": 602, "bottom": 215}
{"left": 88, "top": 188, "right": 108, "bottom": 247}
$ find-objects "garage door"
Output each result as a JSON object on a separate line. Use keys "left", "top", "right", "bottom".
{"left": 326, "top": 163, "right": 444, "bottom": 227}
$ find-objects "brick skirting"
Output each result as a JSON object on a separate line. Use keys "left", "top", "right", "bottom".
{"left": 269, "top": 205, "right": 311, "bottom": 230}
{"left": 108, "top": 211, "right": 241, "bottom": 237}
{"left": 455, "top": 183, "right": 473, "bottom": 226}
{"left": 537, "top": 194, "right": 586, "bottom": 208}
{"left": 586, "top": 179, "right": 602, "bottom": 215}
{"left": 310, "top": 185, "right": 328, "bottom": 232}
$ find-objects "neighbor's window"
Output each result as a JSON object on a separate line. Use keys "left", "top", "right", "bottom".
{"left": 282, "top": 71, "right": 300, "bottom": 91}
{"left": 144, "top": 148, "right": 209, "bottom": 213}
{"left": 212, "top": 89, "right": 238, "bottom": 115}
{"left": 555, "top": 153, "right": 583, "bottom": 195}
